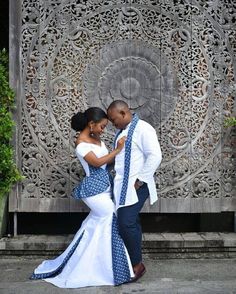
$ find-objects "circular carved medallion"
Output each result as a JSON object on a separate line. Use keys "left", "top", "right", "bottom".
{"left": 84, "top": 41, "right": 178, "bottom": 128}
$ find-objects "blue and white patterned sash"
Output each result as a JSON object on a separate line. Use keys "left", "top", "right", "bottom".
{"left": 114, "top": 114, "right": 139, "bottom": 206}
{"left": 72, "top": 166, "right": 112, "bottom": 199}
{"left": 112, "top": 214, "right": 132, "bottom": 284}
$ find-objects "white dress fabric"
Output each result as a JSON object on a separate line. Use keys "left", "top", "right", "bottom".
{"left": 30, "top": 142, "right": 134, "bottom": 288}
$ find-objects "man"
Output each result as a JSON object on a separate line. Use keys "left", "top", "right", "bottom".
{"left": 107, "top": 100, "right": 162, "bottom": 282}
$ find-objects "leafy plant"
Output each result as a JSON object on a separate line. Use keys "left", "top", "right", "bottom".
{"left": 224, "top": 116, "right": 236, "bottom": 127}
{"left": 0, "top": 49, "right": 23, "bottom": 198}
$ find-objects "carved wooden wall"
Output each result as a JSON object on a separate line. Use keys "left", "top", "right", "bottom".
{"left": 9, "top": 0, "right": 235, "bottom": 213}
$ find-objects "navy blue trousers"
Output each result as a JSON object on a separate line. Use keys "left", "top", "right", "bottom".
{"left": 117, "top": 183, "right": 149, "bottom": 266}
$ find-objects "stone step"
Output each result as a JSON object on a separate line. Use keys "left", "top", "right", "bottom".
{"left": 1, "top": 232, "right": 236, "bottom": 259}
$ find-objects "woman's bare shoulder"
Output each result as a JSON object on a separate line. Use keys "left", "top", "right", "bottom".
{"left": 75, "top": 135, "right": 92, "bottom": 147}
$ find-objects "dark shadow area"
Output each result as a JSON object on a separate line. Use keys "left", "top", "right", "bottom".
{"left": 0, "top": 0, "right": 9, "bottom": 50}
{"left": 8, "top": 212, "right": 89, "bottom": 235}
{"left": 140, "top": 212, "right": 234, "bottom": 233}
{"left": 7, "top": 212, "right": 234, "bottom": 236}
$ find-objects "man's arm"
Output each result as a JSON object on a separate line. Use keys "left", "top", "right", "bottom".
{"left": 137, "top": 124, "right": 162, "bottom": 183}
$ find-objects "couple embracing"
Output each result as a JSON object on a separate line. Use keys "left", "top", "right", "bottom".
{"left": 31, "top": 100, "right": 162, "bottom": 288}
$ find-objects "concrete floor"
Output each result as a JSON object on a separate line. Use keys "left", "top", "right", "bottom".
{"left": 0, "top": 257, "right": 236, "bottom": 293}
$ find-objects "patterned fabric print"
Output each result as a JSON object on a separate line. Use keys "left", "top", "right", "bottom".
{"left": 30, "top": 231, "right": 85, "bottom": 280}
{"left": 111, "top": 213, "right": 132, "bottom": 285}
{"left": 72, "top": 166, "right": 112, "bottom": 199}
{"left": 119, "top": 114, "right": 139, "bottom": 205}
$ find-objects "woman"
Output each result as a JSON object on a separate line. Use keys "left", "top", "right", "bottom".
{"left": 30, "top": 107, "right": 134, "bottom": 288}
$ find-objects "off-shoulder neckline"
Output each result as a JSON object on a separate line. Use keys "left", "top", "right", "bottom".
{"left": 75, "top": 141, "right": 104, "bottom": 148}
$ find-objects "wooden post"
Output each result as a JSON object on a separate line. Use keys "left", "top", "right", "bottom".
{"left": 13, "top": 212, "right": 17, "bottom": 236}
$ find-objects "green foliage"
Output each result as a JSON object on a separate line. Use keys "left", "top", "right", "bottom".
{"left": 224, "top": 117, "right": 236, "bottom": 127}
{"left": 0, "top": 49, "right": 23, "bottom": 198}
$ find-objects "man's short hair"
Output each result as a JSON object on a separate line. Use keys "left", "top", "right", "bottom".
{"left": 107, "top": 100, "right": 129, "bottom": 111}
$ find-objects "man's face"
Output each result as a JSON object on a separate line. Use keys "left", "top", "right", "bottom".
{"left": 107, "top": 108, "right": 126, "bottom": 130}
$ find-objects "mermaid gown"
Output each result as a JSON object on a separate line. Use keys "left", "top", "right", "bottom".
{"left": 30, "top": 141, "right": 134, "bottom": 288}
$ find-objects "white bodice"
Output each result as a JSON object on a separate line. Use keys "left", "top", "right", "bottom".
{"left": 75, "top": 141, "right": 109, "bottom": 176}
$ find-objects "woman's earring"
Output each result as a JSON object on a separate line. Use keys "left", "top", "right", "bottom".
{"left": 90, "top": 126, "right": 93, "bottom": 136}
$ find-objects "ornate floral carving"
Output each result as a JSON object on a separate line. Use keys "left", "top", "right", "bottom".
{"left": 11, "top": 0, "right": 235, "bottom": 212}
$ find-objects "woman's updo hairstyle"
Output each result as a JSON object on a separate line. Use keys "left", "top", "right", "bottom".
{"left": 71, "top": 107, "right": 107, "bottom": 132}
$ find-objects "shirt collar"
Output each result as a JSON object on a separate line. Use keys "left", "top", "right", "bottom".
{"left": 123, "top": 113, "right": 136, "bottom": 130}
{"left": 124, "top": 121, "right": 131, "bottom": 130}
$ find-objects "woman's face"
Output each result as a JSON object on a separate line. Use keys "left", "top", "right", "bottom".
{"left": 92, "top": 118, "right": 108, "bottom": 137}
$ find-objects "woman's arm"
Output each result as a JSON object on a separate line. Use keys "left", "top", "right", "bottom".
{"left": 83, "top": 136, "right": 126, "bottom": 168}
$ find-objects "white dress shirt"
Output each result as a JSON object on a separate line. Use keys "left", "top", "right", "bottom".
{"left": 113, "top": 119, "right": 162, "bottom": 210}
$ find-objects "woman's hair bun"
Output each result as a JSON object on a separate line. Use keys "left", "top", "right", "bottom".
{"left": 71, "top": 107, "right": 107, "bottom": 132}
{"left": 71, "top": 112, "right": 87, "bottom": 132}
